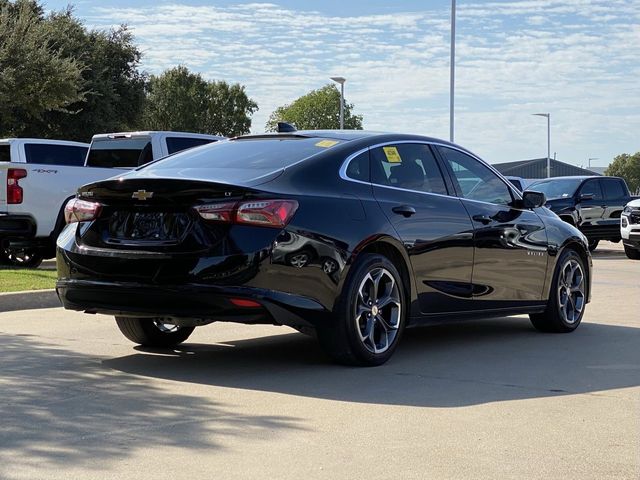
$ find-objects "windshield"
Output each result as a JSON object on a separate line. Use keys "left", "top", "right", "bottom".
{"left": 86, "top": 137, "right": 153, "bottom": 168}
{"left": 528, "top": 178, "right": 583, "bottom": 200}
{"left": 145, "top": 136, "right": 343, "bottom": 172}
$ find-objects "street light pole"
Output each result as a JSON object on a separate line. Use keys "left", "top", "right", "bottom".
{"left": 450, "top": 0, "right": 456, "bottom": 142}
{"left": 330, "top": 76, "right": 346, "bottom": 129}
{"left": 532, "top": 113, "right": 551, "bottom": 178}
{"left": 588, "top": 157, "right": 598, "bottom": 169}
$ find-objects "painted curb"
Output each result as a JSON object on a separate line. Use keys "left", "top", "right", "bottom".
{"left": 0, "top": 289, "right": 61, "bottom": 313}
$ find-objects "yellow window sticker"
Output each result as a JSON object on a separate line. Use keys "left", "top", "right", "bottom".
{"left": 315, "top": 139, "right": 340, "bottom": 148}
{"left": 383, "top": 146, "right": 402, "bottom": 163}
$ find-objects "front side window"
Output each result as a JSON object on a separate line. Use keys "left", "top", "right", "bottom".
{"left": 369, "top": 144, "right": 447, "bottom": 195}
{"left": 438, "top": 146, "right": 513, "bottom": 205}
{"left": 579, "top": 179, "right": 603, "bottom": 201}
{"left": 24, "top": 144, "right": 88, "bottom": 166}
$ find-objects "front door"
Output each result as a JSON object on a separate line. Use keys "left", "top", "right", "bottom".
{"left": 436, "top": 146, "right": 549, "bottom": 309}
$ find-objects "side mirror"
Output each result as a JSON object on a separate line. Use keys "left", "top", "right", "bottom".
{"left": 522, "top": 190, "right": 546, "bottom": 209}
{"left": 578, "top": 193, "right": 594, "bottom": 202}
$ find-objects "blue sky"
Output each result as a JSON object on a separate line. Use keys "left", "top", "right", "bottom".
{"left": 45, "top": 0, "right": 640, "bottom": 166}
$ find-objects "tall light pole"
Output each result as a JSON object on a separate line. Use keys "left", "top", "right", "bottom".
{"left": 532, "top": 113, "right": 551, "bottom": 178}
{"left": 588, "top": 157, "right": 598, "bottom": 169}
{"left": 330, "top": 76, "right": 346, "bottom": 129}
{"left": 450, "top": 0, "right": 456, "bottom": 142}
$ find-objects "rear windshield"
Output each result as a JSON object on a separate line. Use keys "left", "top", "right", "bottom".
{"left": 24, "top": 143, "right": 88, "bottom": 166}
{"left": 0, "top": 145, "right": 10, "bottom": 163}
{"left": 166, "top": 137, "right": 217, "bottom": 155}
{"left": 86, "top": 137, "right": 153, "bottom": 168}
{"left": 147, "top": 137, "right": 343, "bottom": 171}
{"left": 528, "top": 178, "right": 583, "bottom": 200}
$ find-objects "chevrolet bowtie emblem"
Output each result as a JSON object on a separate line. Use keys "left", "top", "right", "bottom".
{"left": 132, "top": 190, "right": 154, "bottom": 201}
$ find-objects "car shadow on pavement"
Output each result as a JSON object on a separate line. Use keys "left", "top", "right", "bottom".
{"left": 0, "top": 334, "right": 304, "bottom": 475}
{"left": 104, "top": 317, "right": 640, "bottom": 408}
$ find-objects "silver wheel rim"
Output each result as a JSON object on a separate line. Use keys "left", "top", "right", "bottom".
{"left": 289, "top": 253, "right": 309, "bottom": 268}
{"left": 557, "top": 258, "right": 585, "bottom": 324}
{"left": 354, "top": 267, "right": 402, "bottom": 354}
{"left": 153, "top": 320, "right": 180, "bottom": 333}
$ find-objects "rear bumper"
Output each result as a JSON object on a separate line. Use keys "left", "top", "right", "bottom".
{"left": 0, "top": 214, "right": 36, "bottom": 240}
{"left": 56, "top": 279, "right": 328, "bottom": 328}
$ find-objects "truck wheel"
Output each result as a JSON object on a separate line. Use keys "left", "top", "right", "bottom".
{"left": 587, "top": 239, "right": 599, "bottom": 251}
{"left": 115, "top": 317, "right": 195, "bottom": 347}
{"left": 530, "top": 249, "right": 586, "bottom": 333}
{"left": 2, "top": 247, "right": 44, "bottom": 268}
{"left": 624, "top": 245, "right": 640, "bottom": 260}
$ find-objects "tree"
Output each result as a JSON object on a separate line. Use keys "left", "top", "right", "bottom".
{"left": 0, "top": 1, "right": 146, "bottom": 141}
{"left": 0, "top": 0, "right": 84, "bottom": 136}
{"left": 605, "top": 152, "right": 640, "bottom": 194}
{"left": 143, "top": 66, "right": 258, "bottom": 137}
{"left": 266, "top": 84, "right": 363, "bottom": 132}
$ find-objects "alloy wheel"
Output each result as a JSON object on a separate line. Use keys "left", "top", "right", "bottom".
{"left": 152, "top": 320, "right": 181, "bottom": 333}
{"left": 557, "top": 258, "right": 585, "bottom": 324}
{"left": 354, "top": 267, "right": 402, "bottom": 354}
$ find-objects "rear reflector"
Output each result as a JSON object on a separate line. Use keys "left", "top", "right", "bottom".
{"left": 229, "top": 298, "right": 262, "bottom": 308}
{"left": 64, "top": 198, "right": 102, "bottom": 224}
{"left": 7, "top": 168, "right": 27, "bottom": 204}
{"left": 195, "top": 199, "right": 298, "bottom": 228}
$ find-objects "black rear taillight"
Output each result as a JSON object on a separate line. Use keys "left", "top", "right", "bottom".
{"left": 7, "top": 168, "right": 27, "bottom": 204}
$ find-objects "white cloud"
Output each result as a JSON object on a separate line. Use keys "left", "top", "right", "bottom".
{"left": 83, "top": 0, "right": 640, "bottom": 164}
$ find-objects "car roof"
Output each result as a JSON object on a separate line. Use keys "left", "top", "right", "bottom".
{"left": 234, "top": 130, "right": 463, "bottom": 148}
{"left": 0, "top": 138, "right": 89, "bottom": 147}
{"left": 530, "top": 175, "right": 614, "bottom": 182}
{"left": 91, "top": 131, "right": 223, "bottom": 141}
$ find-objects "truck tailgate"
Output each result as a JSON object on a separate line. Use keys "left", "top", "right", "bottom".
{"left": 8, "top": 164, "right": 126, "bottom": 237}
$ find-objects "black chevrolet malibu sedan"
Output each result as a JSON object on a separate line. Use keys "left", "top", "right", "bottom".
{"left": 57, "top": 131, "right": 592, "bottom": 366}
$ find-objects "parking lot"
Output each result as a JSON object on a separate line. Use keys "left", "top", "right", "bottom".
{"left": 1, "top": 242, "right": 638, "bottom": 480}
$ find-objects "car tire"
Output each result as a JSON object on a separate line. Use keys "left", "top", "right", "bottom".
{"left": 587, "top": 239, "right": 599, "bottom": 251}
{"left": 530, "top": 248, "right": 587, "bottom": 333}
{"left": 115, "top": 317, "right": 195, "bottom": 347}
{"left": 2, "top": 247, "right": 44, "bottom": 268}
{"left": 624, "top": 244, "right": 640, "bottom": 260}
{"left": 317, "top": 253, "right": 406, "bottom": 366}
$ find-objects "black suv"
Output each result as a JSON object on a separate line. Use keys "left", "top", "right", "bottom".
{"left": 529, "top": 176, "right": 638, "bottom": 250}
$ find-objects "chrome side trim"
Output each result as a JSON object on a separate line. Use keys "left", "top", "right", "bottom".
{"left": 338, "top": 140, "right": 522, "bottom": 203}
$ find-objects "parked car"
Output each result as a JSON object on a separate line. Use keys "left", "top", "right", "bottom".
{"left": 0, "top": 132, "right": 221, "bottom": 267}
{"left": 57, "top": 130, "right": 592, "bottom": 366}
{"left": 505, "top": 176, "right": 528, "bottom": 192}
{"left": 528, "top": 176, "right": 639, "bottom": 251}
{"left": 1, "top": 138, "right": 89, "bottom": 266}
{"left": 621, "top": 199, "right": 640, "bottom": 259}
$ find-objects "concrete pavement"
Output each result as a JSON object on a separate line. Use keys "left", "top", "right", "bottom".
{"left": 0, "top": 242, "right": 638, "bottom": 479}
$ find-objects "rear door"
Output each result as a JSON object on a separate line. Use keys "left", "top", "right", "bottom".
{"left": 601, "top": 177, "right": 628, "bottom": 224}
{"left": 436, "top": 146, "right": 549, "bottom": 309}
{"left": 369, "top": 142, "right": 476, "bottom": 313}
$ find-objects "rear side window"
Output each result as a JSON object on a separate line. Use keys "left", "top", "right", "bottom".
{"left": 149, "top": 136, "right": 343, "bottom": 171}
{"left": 166, "top": 137, "right": 217, "bottom": 155}
{"left": 345, "top": 152, "right": 369, "bottom": 182}
{"left": 601, "top": 178, "right": 626, "bottom": 199}
{"left": 24, "top": 144, "right": 87, "bottom": 166}
{"left": 0, "top": 145, "right": 10, "bottom": 162}
{"left": 438, "top": 146, "right": 513, "bottom": 205}
{"left": 370, "top": 144, "right": 447, "bottom": 195}
{"left": 86, "top": 137, "right": 153, "bottom": 168}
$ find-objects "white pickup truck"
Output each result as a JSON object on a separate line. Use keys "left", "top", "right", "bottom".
{"left": 1, "top": 132, "right": 222, "bottom": 266}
